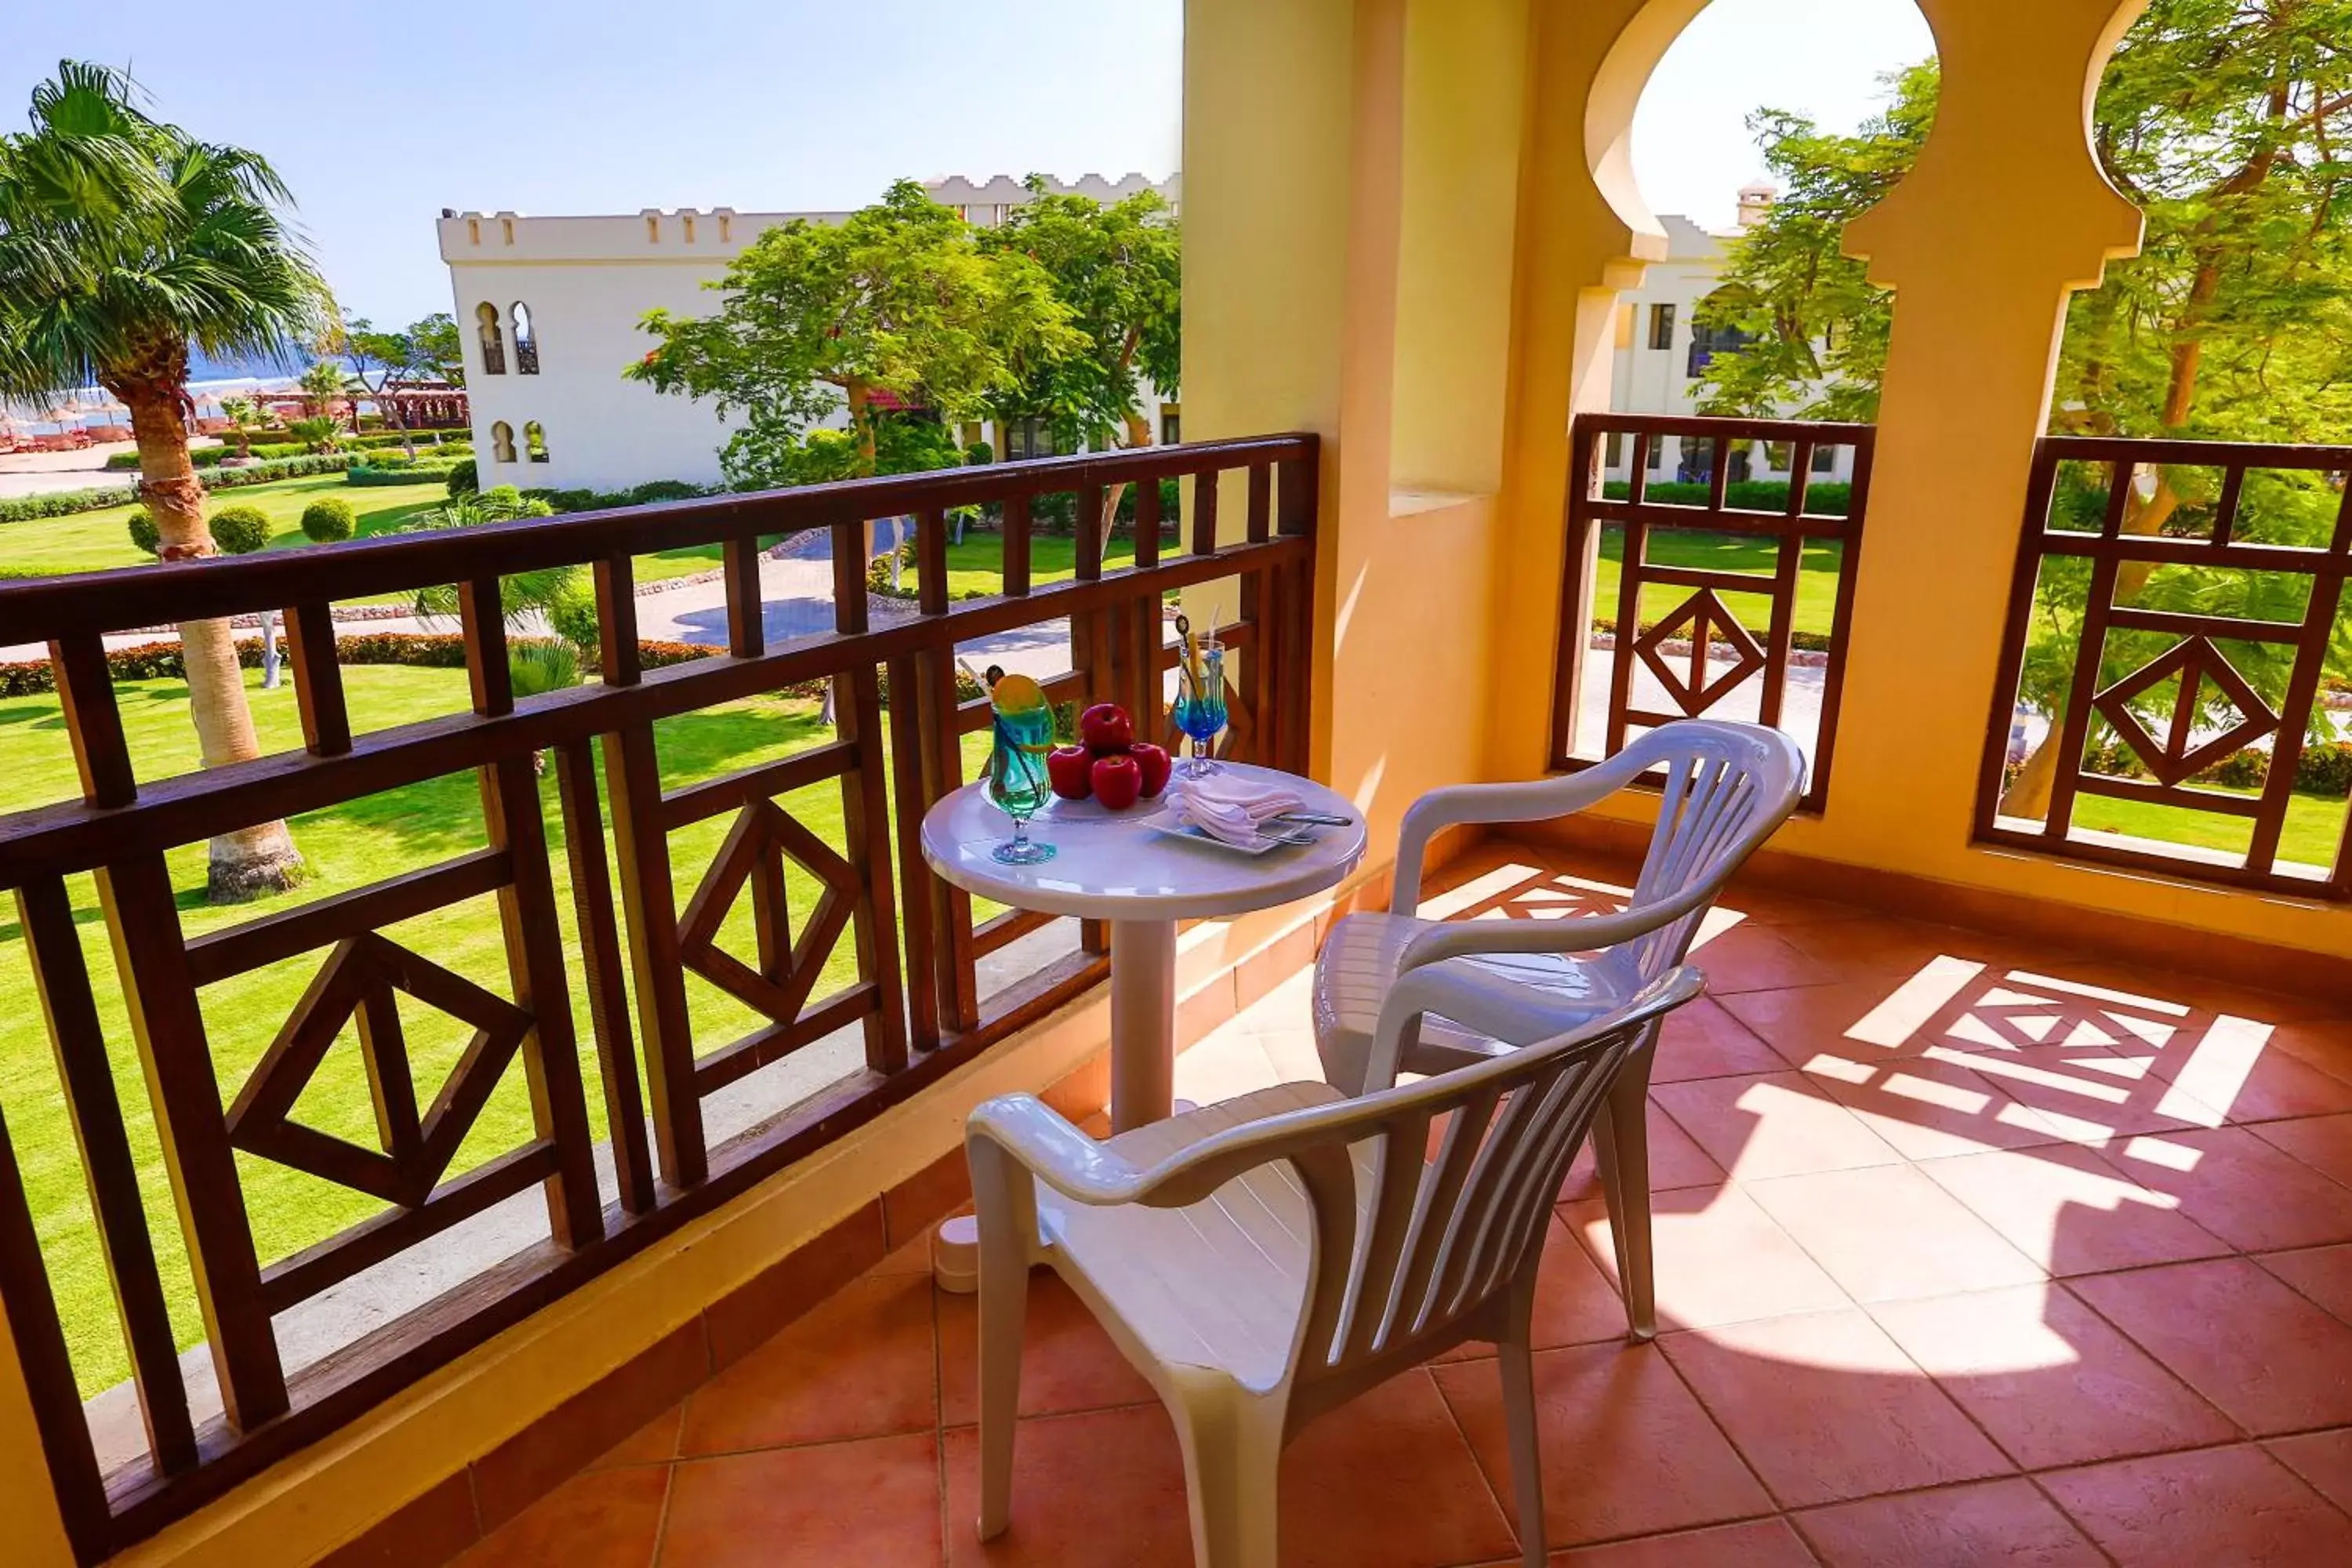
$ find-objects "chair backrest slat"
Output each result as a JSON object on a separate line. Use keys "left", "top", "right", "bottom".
{"left": 1136, "top": 968, "right": 1703, "bottom": 1396}
{"left": 1619, "top": 726, "right": 1802, "bottom": 980}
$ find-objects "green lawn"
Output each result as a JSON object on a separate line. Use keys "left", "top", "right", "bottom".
{"left": 899, "top": 528, "right": 1175, "bottom": 600}
{"left": 2070, "top": 786, "right": 2348, "bottom": 872}
{"left": 0, "top": 666, "right": 988, "bottom": 1393}
{"left": 0, "top": 472, "right": 721, "bottom": 591}
{"left": 1592, "top": 526, "right": 1846, "bottom": 641}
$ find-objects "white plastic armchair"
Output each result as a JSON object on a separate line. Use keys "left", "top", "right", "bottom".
{"left": 967, "top": 965, "right": 1705, "bottom": 1568}
{"left": 1312, "top": 720, "right": 1803, "bottom": 1337}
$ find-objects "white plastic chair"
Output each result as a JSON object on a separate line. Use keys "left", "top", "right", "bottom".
{"left": 967, "top": 965, "right": 1706, "bottom": 1568}
{"left": 1312, "top": 720, "right": 1804, "bottom": 1337}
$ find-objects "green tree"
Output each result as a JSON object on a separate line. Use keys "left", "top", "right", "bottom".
{"left": 219, "top": 391, "right": 260, "bottom": 458}
{"left": 978, "top": 180, "right": 1181, "bottom": 530}
{"left": 1691, "top": 3, "right": 2352, "bottom": 818}
{"left": 336, "top": 312, "right": 448, "bottom": 458}
{"left": 298, "top": 357, "right": 350, "bottom": 421}
{"left": 408, "top": 310, "right": 463, "bottom": 387}
{"left": 0, "top": 60, "right": 330, "bottom": 898}
{"left": 627, "top": 180, "right": 1083, "bottom": 491}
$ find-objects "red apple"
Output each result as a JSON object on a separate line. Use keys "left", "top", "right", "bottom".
{"left": 1046, "top": 745, "right": 1094, "bottom": 800}
{"left": 1079, "top": 702, "right": 1134, "bottom": 753}
{"left": 1130, "top": 742, "right": 1172, "bottom": 798}
{"left": 1091, "top": 753, "right": 1143, "bottom": 811}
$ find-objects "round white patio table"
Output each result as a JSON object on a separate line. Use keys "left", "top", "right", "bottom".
{"left": 920, "top": 763, "right": 1366, "bottom": 1288}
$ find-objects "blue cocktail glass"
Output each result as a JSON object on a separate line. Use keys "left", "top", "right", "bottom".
{"left": 1172, "top": 639, "right": 1228, "bottom": 779}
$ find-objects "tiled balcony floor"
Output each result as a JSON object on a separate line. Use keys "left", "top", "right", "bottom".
{"left": 464, "top": 844, "right": 2352, "bottom": 1566}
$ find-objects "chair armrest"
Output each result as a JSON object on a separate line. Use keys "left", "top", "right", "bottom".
{"left": 964, "top": 1095, "right": 1151, "bottom": 1207}
{"left": 1394, "top": 877, "right": 1715, "bottom": 974}
{"left": 1391, "top": 772, "right": 1633, "bottom": 913}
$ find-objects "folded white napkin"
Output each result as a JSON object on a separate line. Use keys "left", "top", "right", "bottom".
{"left": 1167, "top": 772, "right": 1304, "bottom": 846}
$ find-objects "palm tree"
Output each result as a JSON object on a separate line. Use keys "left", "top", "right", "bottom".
{"left": 0, "top": 61, "right": 332, "bottom": 898}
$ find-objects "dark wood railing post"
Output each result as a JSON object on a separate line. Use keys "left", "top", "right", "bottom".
{"left": 833, "top": 517, "right": 910, "bottom": 1075}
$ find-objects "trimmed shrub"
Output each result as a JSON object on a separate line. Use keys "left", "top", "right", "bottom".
{"left": 348, "top": 463, "right": 458, "bottom": 487}
{"left": 126, "top": 507, "right": 160, "bottom": 557}
{"left": 508, "top": 639, "right": 582, "bottom": 698}
{"left": 301, "top": 496, "right": 357, "bottom": 543}
{"left": 522, "top": 479, "right": 717, "bottom": 514}
{"left": 2299, "top": 741, "right": 2352, "bottom": 797}
{"left": 3, "top": 483, "right": 140, "bottom": 522}
{"left": 445, "top": 459, "right": 478, "bottom": 497}
{"left": 547, "top": 580, "right": 602, "bottom": 655}
{"left": 209, "top": 505, "right": 272, "bottom": 556}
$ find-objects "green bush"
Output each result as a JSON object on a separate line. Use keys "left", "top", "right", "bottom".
{"left": 209, "top": 505, "right": 272, "bottom": 555}
{"left": 548, "top": 579, "right": 602, "bottom": 655}
{"left": 508, "top": 639, "right": 582, "bottom": 698}
{"left": 348, "top": 463, "right": 458, "bottom": 487}
{"left": 2296, "top": 742, "right": 2352, "bottom": 797}
{"left": 2, "top": 483, "right": 139, "bottom": 522}
{"left": 964, "top": 441, "right": 996, "bottom": 466}
{"left": 126, "top": 507, "right": 160, "bottom": 557}
{"left": 445, "top": 459, "right": 478, "bottom": 497}
{"left": 522, "top": 479, "right": 715, "bottom": 514}
{"left": 1599, "top": 478, "right": 1855, "bottom": 517}
{"left": 301, "top": 496, "right": 357, "bottom": 543}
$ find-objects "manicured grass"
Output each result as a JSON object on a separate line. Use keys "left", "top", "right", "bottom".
{"left": 898, "top": 528, "right": 1174, "bottom": 599}
{"left": 0, "top": 472, "right": 720, "bottom": 590}
{"left": 1592, "top": 526, "right": 1846, "bottom": 641}
{"left": 0, "top": 666, "right": 984, "bottom": 1393}
{"left": 2069, "top": 786, "right": 2348, "bottom": 872}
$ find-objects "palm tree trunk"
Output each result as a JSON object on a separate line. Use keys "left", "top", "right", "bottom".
{"left": 122, "top": 381, "right": 303, "bottom": 901}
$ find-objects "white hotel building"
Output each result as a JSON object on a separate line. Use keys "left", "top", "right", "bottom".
{"left": 440, "top": 176, "right": 1842, "bottom": 494}
{"left": 438, "top": 175, "right": 1180, "bottom": 493}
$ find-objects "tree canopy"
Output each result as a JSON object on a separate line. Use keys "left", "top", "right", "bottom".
{"left": 627, "top": 180, "right": 1084, "bottom": 490}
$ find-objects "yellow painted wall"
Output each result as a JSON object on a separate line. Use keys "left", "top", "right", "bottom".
{"left": 1486, "top": 0, "right": 2352, "bottom": 959}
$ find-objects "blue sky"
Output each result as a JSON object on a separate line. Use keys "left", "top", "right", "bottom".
{"left": 1, "top": 0, "right": 1930, "bottom": 330}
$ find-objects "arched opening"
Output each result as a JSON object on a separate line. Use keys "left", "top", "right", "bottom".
{"left": 524, "top": 420, "right": 550, "bottom": 463}
{"left": 1559, "top": 0, "right": 1936, "bottom": 788}
{"left": 476, "top": 303, "right": 507, "bottom": 376}
{"left": 511, "top": 302, "right": 539, "bottom": 376}
{"left": 491, "top": 420, "right": 516, "bottom": 463}
{"left": 1984, "top": 0, "right": 2352, "bottom": 882}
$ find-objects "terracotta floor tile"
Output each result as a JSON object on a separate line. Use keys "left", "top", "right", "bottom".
{"left": 1867, "top": 1285, "right": 2234, "bottom": 1469}
{"left": 2039, "top": 1445, "right": 2352, "bottom": 1567}
{"left": 1717, "top": 978, "right": 1952, "bottom": 1061}
{"left": 1797, "top": 1047, "right": 2066, "bottom": 1160}
{"left": 2051, "top": 962, "right": 2342, "bottom": 1029}
{"left": 1276, "top": 1369, "right": 1519, "bottom": 1568}
{"left": 2133, "top": 1024, "right": 2352, "bottom": 1126}
{"left": 1914, "top": 1143, "right": 2230, "bottom": 1278}
{"left": 1548, "top": 1517, "right": 1817, "bottom": 1566}
{"left": 2267, "top": 1018, "right": 2352, "bottom": 1083}
{"left": 661, "top": 1434, "right": 941, "bottom": 1567}
{"left": 1559, "top": 1096, "right": 1726, "bottom": 1203}
{"left": 873, "top": 1236, "right": 938, "bottom": 1276}
{"left": 1647, "top": 997, "right": 1795, "bottom": 1083}
{"left": 1433, "top": 1341, "right": 1774, "bottom": 1548}
{"left": 1683, "top": 924, "right": 1846, "bottom": 993}
{"left": 1792, "top": 1476, "right": 2101, "bottom": 1566}
{"left": 1710, "top": 885, "right": 1864, "bottom": 928}
{"left": 1745, "top": 1166, "right": 2045, "bottom": 1303}
{"left": 2071, "top": 1257, "right": 2352, "bottom": 1436}
{"left": 2257, "top": 1243, "right": 2352, "bottom": 1323}
{"left": 938, "top": 1267, "right": 1156, "bottom": 1427}
{"left": 1769, "top": 918, "right": 2016, "bottom": 987}
{"left": 1657, "top": 1309, "right": 2012, "bottom": 1508}
{"left": 456, "top": 1462, "right": 670, "bottom": 1568}
{"left": 1936, "top": 1043, "right": 2229, "bottom": 1145}
{"left": 2265, "top": 1427, "right": 2352, "bottom": 1515}
{"left": 1440, "top": 1213, "right": 1633, "bottom": 1362}
{"left": 2103, "top": 1125, "right": 2352, "bottom": 1253}
{"left": 941, "top": 1405, "right": 1192, "bottom": 1568}
{"left": 2250, "top": 1112, "right": 2352, "bottom": 1189}
{"left": 1563, "top": 1186, "right": 1849, "bottom": 1331}
{"left": 1650, "top": 1073, "right": 1902, "bottom": 1181}
{"left": 680, "top": 1272, "right": 936, "bottom": 1454}
{"left": 586, "top": 1403, "right": 684, "bottom": 1471}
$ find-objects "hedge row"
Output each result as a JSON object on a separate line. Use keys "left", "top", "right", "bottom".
{"left": 349, "top": 463, "right": 463, "bottom": 487}
{"left": 1592, "top": 617, "right": 1834, "bottom": 654}
{"left": 0, "top": 455, "right": 437, "bottom": 526}
{"left": 521, "top": 480, "right": 717, "bottom": 514}
{"left": 104, "top": 430, "right": 470, "bottom": 470}
{"left": 1599, "top": 479, "right": 1855, "bottom": 517}
{"left": 2110, "top": 739, "right": 2352, "bottom": 799}
{"left": 0, "top": 633, "right": 985, "bottom": 706}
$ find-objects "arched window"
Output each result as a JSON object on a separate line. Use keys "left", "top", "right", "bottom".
{"left": 491, "top": 420, "right": 517, "bottom": 463}
{"left": 511, "top": 302, "right": 540, "bottom": 376}
{"left": 476, "top": 303, "right": 506, "bottom": 376}
{"left": 524, "top": 420, "right": 550, "bottom": 463}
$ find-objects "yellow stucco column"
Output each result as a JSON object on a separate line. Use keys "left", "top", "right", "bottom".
{"left": 1, "top": 1317, "right": 77, "bottom": 1568}
{"left": 1826, "top": 0, "right": 2146, "bottom": 874}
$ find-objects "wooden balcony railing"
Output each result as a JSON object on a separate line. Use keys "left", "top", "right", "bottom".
{"left": 1549, "top": 412, "right": 1873, "bottom": 810}
{"left": 0, "top": 435, "right": 1317, "bottom": 1561}
{"left": 1976, "top": 434, "right": 2352, "bottom": 896}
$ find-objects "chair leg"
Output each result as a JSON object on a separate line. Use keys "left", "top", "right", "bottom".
{"left": 1495, "top": 1272, "right": 1549, "bottom": 1568}
{"left": 1597, "top": 1047, "right": 1657, "bottom": 1341}
{"left": 970, "top": 1144, "right": 1036, "bottom": 1541}
{"left": 1168, "top": 1376, "right": 1283, "bottom": 1568}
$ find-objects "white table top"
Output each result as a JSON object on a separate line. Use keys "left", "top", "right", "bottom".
{"left": 920, "top": 762, "right": 1368, "bottom": 922}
